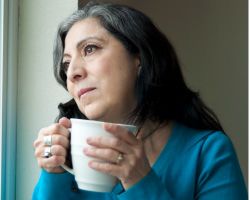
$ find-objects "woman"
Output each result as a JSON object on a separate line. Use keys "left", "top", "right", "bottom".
{"left": 32, "top": 2, "right": 247, "bottom": 199}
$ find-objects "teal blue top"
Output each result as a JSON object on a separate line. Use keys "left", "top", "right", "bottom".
{"left": 32, "top": 122, "right": 247, "bottom": 199}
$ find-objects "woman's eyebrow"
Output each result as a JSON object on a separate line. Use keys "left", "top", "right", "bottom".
{"left": 76, "top": 36, "right": 105, "bottom": 49}
{"left": 63, "top": 36, "right": 105, "bottom": 59}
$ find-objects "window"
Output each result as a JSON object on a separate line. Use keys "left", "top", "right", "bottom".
{"left": 1, "top": 0, "right": 18, "bottom": 199}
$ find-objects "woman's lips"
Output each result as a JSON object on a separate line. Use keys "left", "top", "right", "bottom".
{"left": 77, "top": 87, "right": 96, "bottom": 98}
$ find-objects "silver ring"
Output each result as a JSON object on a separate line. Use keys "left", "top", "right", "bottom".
{"left": 116, "top": 153, "right": 124, "bottom": 164}
{"left": 43, "top": 135, "right": 52, "bottom": 146}
{"left": 43, "top": 146, "right": 52, "bottom": 158}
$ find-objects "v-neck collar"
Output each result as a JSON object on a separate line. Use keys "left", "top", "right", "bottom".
{"left": 152, "top": 121, "right": 180, "bottom": 171}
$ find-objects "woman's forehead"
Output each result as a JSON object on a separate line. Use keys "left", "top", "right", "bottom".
{"left": 67, "top": 18, "right": 107, "bottom": 40}
{"left": 64, "top": 18, "right": 110, "bottom": 51}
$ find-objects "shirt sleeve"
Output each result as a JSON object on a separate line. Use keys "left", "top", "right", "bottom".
{"left": 196, "top": 132, "right": 248, "bottom": 200}
{"left": 114, "top": 169, "right": 174, "bottom": 200}
{"left": 32, "top": 169, "right": 78, "bottom": 200}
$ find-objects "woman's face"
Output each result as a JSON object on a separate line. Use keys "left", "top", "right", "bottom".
{"left": 63, "top": 18, "right": 140, "bottom": 123}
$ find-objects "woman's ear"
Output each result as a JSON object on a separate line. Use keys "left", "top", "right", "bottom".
{"left": 137, "top": 65, "right": 142, "bottom": 76}
{"left": 135, "top": 56, "right": 140, "bottom": 67}
{"left": 134, "top": 54, "right": 141, "bottom": 75}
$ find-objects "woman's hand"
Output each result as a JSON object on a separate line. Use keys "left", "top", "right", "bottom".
{"left": 33, "top": 117, "right": 71, "bottom": 173}
{"left": 83, "top": 123, "right": 151, "bottom": 190}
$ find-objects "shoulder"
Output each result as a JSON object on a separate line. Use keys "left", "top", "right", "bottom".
{"left": 164, "top": 123, "right": 247, "bottom": 198}
{"left": 198, "top": 130, "right": 238, "bottom": 168}
{"left": 173, "top": 122, "right": 232, "bottom": 153}
{"left": 175, "top": 124, "right": 232, "bottom": 147}
{"left": 199, "top": 131, "right": 234, "bottom": 154}
{"left": 174, "top": 123, "right": 241, "bottom": 174}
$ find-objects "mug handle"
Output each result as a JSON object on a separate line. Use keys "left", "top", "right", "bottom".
{"left": 61, "top": 128, "right": 74, "bottom": 175}
{"left": 61, "top": 164, "right": 74, "bottom": 175}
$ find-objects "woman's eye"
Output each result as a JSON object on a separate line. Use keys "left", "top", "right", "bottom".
{"left": 62, "top": 61, "right": 70, "bottom": 73}
{"left": 84, "top": 45, "right": 97, "bottom": 56}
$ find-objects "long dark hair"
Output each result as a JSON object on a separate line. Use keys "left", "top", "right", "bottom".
{"left": 53, "top": 1, "right": 224, "bottom": 131}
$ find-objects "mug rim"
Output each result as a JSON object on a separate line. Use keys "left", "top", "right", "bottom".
{"left": 70, "top": 118, "right": 137, "bottom": 129}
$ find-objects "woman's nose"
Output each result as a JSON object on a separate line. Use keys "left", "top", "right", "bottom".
{"left": 67, "top": 57, "right": 87, "bottom": 82}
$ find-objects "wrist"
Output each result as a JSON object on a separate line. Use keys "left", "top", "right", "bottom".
{"left": 44, "top": 166, "right": 65, "bottom": 174}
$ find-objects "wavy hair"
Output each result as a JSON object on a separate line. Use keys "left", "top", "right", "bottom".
{"left": 53, "top": 1, "right": 223, "bottom": 131}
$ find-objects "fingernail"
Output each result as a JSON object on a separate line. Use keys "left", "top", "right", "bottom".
{"left": 89, "top": 161, "right": 96, "bottom": 168}
{"left": 83, "top": 147, "right": 88, "bottom": 153}
{"left": 104, "top": 123, "right": 113, "bottom": 129}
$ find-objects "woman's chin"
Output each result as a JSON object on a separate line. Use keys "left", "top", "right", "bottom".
{"left": 81, "top": 107, "right": 104, "bottom": 121}
{"left": 83, "top": 112, "right": 115, "bottom": 123}
{"left": 80, "top": 104, "right": 124, "bottom": 123}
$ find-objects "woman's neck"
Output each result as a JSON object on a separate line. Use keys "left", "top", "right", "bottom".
{"left": 137, "top": 120, "right": 173, "bottom": 165}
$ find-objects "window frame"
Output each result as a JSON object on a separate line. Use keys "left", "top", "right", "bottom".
{"left": 1, "top": 0, "right": 18, "bottom": 199}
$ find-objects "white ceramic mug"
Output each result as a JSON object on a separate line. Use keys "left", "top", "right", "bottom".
{"left": 62, "top": 118, "right": 137, "bottom": 192}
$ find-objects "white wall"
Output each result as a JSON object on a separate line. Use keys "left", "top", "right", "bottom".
{"left": 16, "top": 1, "right": 76, "bottom": 199}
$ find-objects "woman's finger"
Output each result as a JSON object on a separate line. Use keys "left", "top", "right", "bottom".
{"left": 33, "top": 133, "right": 69, "bottom": 149}
{"left": 86, "top": 136, "right": 133, "bottom": 154}
{"left": 84, "top": 147, "right": 123, "bottom": 164}
{"left": 88, "top": 160, "right": 122, "bottom": 178}
{"left": 103, "top": 123, "right": 138, "bottom": 145}
{"left": 43, "top": 134, "right": 69, "bottom": 148}
{"left": 39, "top": 123, "right": 70, "bottom": 138}
{"left": 35, "top": 145, "right": 67, "bottom": 158}
{"left": 88, "top": 152, "right": 151, "bottom": 189}
{"left": 38, "top": 155, "right": 66, "bottom": 169}
{"left": 58, "top": 117, "right": 71, "bottom": 128}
